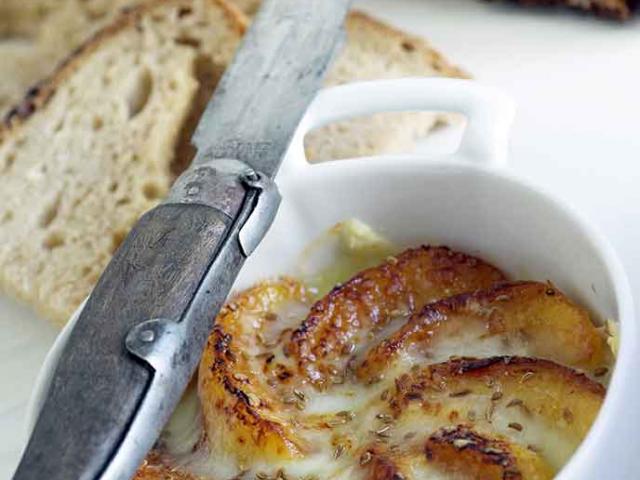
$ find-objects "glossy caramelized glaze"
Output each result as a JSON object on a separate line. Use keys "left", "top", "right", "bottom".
{"left": 135, "top": 246, "right": 611, "bottom": 480}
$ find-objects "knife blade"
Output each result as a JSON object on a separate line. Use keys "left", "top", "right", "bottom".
{"left": 13, "top": 1, "right": 350, "bottom": 479}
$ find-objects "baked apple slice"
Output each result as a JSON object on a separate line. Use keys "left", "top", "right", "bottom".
{"left": 422, "top": 425, "right": 554, "bottom": 480}
{"left": 198, "top": 279, "right": 313, "bottom": 467}
{"left": 352, "top": 356, "right": 604, "bottom": 474}
{"left": 288, "top": 246, "right": 506, "bottom": 387}
{"left": 358, "top": 426, "right": 553, "bottom": 480}
{"left": 358, "top": 281, "right": 610, "bottom": 383}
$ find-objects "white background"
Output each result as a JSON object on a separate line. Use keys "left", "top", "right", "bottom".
{"left": 2, "top": 0, "right": 640, "bottom": 477}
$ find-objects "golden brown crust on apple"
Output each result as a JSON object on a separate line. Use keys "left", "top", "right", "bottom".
{"left": 287, "top": 246, "right": 506, "bottom": 386}
{"left": 424, "top": 425, "right": 554, "bottom": 480}
{"left": 385, "top": 356, "right": 604, "bottom": 446}
{"left": 358, "top": 281, "right": 610, "bottom": 382}
{"left": 133, "top": 452, "right": 199, "bottom": 480}
{"left": 198, "top": 279, "right": 311, "bottom": 464}
{"left": 351, "top": 356, "right": 603, "bottom": 478}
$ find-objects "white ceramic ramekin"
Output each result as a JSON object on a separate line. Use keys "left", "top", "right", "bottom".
{"left": 28, "top": 79, "right": 637, "bottom": 479}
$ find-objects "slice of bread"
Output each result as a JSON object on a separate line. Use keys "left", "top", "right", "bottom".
{"left": 306, "top": 11, "right": 467, "bottom": 161}
{"left": 0, "top": 1, "right": 468, "bottom": 325}
{"left": 0, "top": 0, "right": 135, "bottom": 117}
{"left": 0, "top": 0, "right": 247, "bottom": 326}
{"left": 229, "top": 0, "right": 261, "bottom": 15}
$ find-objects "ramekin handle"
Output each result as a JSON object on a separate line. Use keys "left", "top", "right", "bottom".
{"left": 282, "top": 78, "right": 515, "bottom": 174}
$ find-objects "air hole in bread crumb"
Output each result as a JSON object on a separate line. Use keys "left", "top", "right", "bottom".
{"left": 175, "top": 36, "right": 201, "bottom": 48}
{"left": 4, "top": 153, "right": 16, "bottom": 172}
{"left": 1, "top": 211, "right": 13, "bottom": 224}
{"left": 116, "top": 197, "right": 131, "bottom": 206}
{"left": 39, "top": 194, "right": 61, "bottom": 228}
{"left": 111, "top": 230, "right": 127, "bottom": 254}
{"left": 127, "top": 68, "right": 153, "bottom": 119}
{"left": 401, "top": 40, "right": 415, "bottom": 52}
{"left": 93, "top": 116, "right": 104, "bottom": 130}
{"left": 142, "top": 182, "right": 162, "bottom": 200}
{"left": 109, "top": 181, "right": 118, "bottom": 192}
{"left": 43, "top": 232, "right": 65, "bottom": 250}
{"left": 178, "top": 7, "right": 193, "bottom": 17}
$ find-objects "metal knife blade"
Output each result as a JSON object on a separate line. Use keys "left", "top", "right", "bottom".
{"left": 192, "top": 0, "right": 348, "bottom": 177}
{"left": 13, "top": 1, "right": 350, "bottom": 479}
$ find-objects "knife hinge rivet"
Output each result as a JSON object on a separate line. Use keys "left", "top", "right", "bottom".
{"left": 186, "top": 184, "right": 201, "bottom": 196}
{"left": 244, "top": 170, "right": 259, "bottom": 182}
{"left": 139, "top": 329, "right": 156, "bottom": 343}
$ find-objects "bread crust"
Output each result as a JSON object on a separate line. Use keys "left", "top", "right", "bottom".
{"left": 508, "top": 0, "right": 634, "bottom": 20}
{"left": 345, "top": 10, "right": 469, "bottom": 79}
{"left": 0, "top": 0, "right": 247, "bottom": 141}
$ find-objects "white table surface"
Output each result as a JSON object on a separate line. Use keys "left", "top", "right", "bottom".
{"left": 2, "top": 1, "right": 639, "bottom": 478}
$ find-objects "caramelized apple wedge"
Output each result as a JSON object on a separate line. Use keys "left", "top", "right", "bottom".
{"left": 358, "top": 281, "right": 610, "bottom": 383}
{"left": 423, "top": 425, "right": 554, "bottom": 480}
{"left": 198, "top": 279, "right": 313, "bottom": 466}
{"left": 355, "top": 356, "right": 604, "bottom": 472}
{"left": 288, "top": 246, "right": 506, "bottom": 386}
{"left": 358, "top": 425, "right": 553, "bottom": 480}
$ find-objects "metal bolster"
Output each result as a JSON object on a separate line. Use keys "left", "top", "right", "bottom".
{"left": 163, "top": 157, "right": 281, "bottom": 256}
{"left": 237, "top": 170, "right": 281, "bottom": 256}
{"left": 106, "top": 161, "right": 281, "bottom": 479}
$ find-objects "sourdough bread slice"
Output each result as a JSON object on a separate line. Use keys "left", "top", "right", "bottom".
{"left": 0, "top": 0, "right": 246, "bottom": 326}
{"left": 229, "top": 0, "right": 261, "bottom": 15}
{"left": 306, "top": 11, "right": 467, "bottom": 161}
